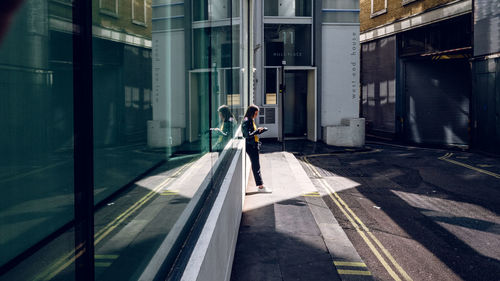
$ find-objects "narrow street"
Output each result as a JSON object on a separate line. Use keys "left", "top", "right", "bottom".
{"left": 298, "top": 142, "right": 500, "bottom": 281}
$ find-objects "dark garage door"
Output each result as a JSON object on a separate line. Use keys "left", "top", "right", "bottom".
{"left": 404, "top": 59, "right": 471, "bottom": 145}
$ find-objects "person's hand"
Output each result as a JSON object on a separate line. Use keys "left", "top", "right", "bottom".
{"left": 258, "top": 127, "right": 264, "bottom": 133}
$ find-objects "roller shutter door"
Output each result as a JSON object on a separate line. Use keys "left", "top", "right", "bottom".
{"left": 404, "top": 60, "right": 470, "bottom": 145}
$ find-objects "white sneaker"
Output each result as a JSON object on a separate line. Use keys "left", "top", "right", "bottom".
{"left": 258, "top": 186, "right": 272, "bottom": 193}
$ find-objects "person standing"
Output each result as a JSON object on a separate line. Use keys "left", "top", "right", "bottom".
{"left": 242, "top": 105, "right": 271, "bottom": 193}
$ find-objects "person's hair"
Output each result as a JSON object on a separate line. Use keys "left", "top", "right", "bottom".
{"left": 218, "top": 105, "right": 233, "bottom": 121}
{"left": 244, "top": 104, "right": 259, "bottom": 120}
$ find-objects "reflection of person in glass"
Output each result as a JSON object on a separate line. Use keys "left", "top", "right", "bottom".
{"left": 213, "top": 105, "right": 235, "bottom": 150}
{"left": 242, "top": 105, "right": 271, "bottom": 193}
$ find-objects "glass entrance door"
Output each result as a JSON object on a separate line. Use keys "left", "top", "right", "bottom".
{"left": 283, "top": 70, "right": 308, "bottom": 138}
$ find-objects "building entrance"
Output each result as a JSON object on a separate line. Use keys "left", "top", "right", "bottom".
{"left": 283, "top": 70, "right": 307, "bottom": 138}
{"left": 271, "top": 67, "right": 316, "bottom": 141}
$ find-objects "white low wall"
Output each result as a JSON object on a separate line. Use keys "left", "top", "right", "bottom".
{"left": 324, "top": 118, "right": 365, "bottom": 147}
{"left": 180, "top": 141, "right": 248, "bottom": 281}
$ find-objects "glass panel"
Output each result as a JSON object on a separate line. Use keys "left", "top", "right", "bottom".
{"left": 322, "top": 11, "right": 359, "bottom": 23}
{"left": 265, "top": 68, "right": 278, "bottom": 104}
{"left": 194, "top": 0, "right": 209, "bottom": 21}
{"left": 264, "top": 0, "right": 312, "bottom": 17}
{"left": 0, "top": 0, "right": 75, "bottom": 280}
{"left": 93, "top": 0, "right": 243, "bottom": 279}
{"left": 284, "top": 70, "right": 308, "bottom": 137}
{"left": 322, "top": 0, "right": 359, "bottom": 10}
{"left": 194, "top": 0, "right": 240, "bottom": 22}
{"left": 264, "top": 24, "right": 312, "bottom": 66}
{"left": 0, "top": 0, "right": 245, "bottom": 279}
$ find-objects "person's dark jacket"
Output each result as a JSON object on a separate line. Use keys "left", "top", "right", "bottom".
{"left": 214, "top": 119, "right": 234, "bottom": 150}
{"left": 241, "top": 117, "right": 261, "bottom": 148}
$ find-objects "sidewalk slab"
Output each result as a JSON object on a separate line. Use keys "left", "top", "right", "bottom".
{"left": 231, "top": 152, "right": 372, "bottom": 281}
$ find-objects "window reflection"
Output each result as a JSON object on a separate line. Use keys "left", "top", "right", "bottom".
{"left": 264, "top": 0, "right": 312, "bottom": 17}
{"left": 0, "top": 0, "right": 75, "bottom": 279}
{"left": 0, "top": 0, "right": 247, "bottom": 280}
{"left": 265, "top": 24, "right": 312, "bottom": 66}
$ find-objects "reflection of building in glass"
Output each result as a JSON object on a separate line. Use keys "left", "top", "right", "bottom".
{"left": 1, "top": 0, "right": 249, "bottom": 280}
{"left": 149, "top": 0, "right": 245, "bottom": 154}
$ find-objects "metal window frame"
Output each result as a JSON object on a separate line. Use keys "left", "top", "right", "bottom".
{"left": 99, "top": 0, "right": 119, "bottom": 18}
{"left": 132, "top": 0, "right": 148, "bottom": 26}
{"left": 370, "top": 0, "right": 387, "bottom": 18}
{"left": 73, "top": 0, "right": 95, "bottom": 280}
{"left": 402, "top": 0, "right": 419, "bottom": 6}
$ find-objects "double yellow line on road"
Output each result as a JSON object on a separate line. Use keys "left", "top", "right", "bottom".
{"left": 34, "top": 160, "right": 193, "bottom": 281}
{"left": 439, "top": 153, "right": 500, "bottom": 179}
{"left": 302, "top": 156, "right": 413, "bottom": 281}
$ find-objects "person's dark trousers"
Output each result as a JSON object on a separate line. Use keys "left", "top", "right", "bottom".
{"left": 246, "top": 143, "right": 263, "bottom": 186}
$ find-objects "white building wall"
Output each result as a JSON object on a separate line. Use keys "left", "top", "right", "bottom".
{"left": 321, "top": 25, "right": 360, "bottom": 127}
{"left": 149, "top": 30, "right": 187, "bottom": 147}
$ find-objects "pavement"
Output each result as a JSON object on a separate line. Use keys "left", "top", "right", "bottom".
{"left": 230, "top": 150, "right": 373, "bottom": 281}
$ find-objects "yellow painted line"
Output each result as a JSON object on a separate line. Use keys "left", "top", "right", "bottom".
{"left": 37, "top": 161, "right": 194, "bottom": 281}
{"left": 332, "top": 190, "right": 413, "bottom": 281}
{"left": 94, "top": 176, "right": 174, "bottom": 240}
{"left": 316, "top": 177, "right": 402, "bottom": 281}
{"left": 337, "top": 269, "right": 372, "bottom": 276}
{"left": 303, "top": 156, "right": 412, "bottom": 281}
{"left": 94, "top": 161, "right": 192, "bottom": 244}
{"left": 305, "top": 149, "right": 382, "bottom": 158}
{"left": 44, "top": 247, "right": 85, "bottom": 281}
{"left": 33, "top": 243, "right": 84, "bottom": 281}
{"left": 95, "top": 262, "right": 113, "bottom": 267}
{"left": 303, "top": 192, "right": 321, "bottom": 197}
{"left": 439, "top": 153, "right": 500, "bottom": 179}
{"left": 95, "top": 254, "right": 119, "bottom": 260}
{"left": 334, "top": 261, "right": 367, "bottom": 267}
{"left": 94, "top": 178, "right": 174, "bottom": 245}
{"left": 161, "top": 190, "right": 179, "bottom": 196}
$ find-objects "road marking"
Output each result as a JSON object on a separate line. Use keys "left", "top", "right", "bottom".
{"left": 302, "top": 191, "right": 321, "bottom": 197}
{"left": 439, "top": 153, "right": 500, "bottom": 179}
{"left": 334, "top": 261, "right": 367, "bottom": 267}
{"left": 303, "top": 157, "right": 413, "bottom": 281}
{"left": 161, "top": 190, "right": 179, "bottom": 196}
{"left": 93, "top": 161, "right": 193, "bottom": 245}
{"left": 95, "top": 262, "right": 113, "bottom": 267}
{"left": 33, "top": 243, "right": 84, "bottom": 281}
{"left": 43, "top": 247, "right": 85, "bottom": 281}
{"left": 36, "top": 161, "right": 194, "bottom": 281}
{"left": 337, "top": 269, "right": 373, "bottom": 276}
{"left": 305, "top": 149, "right": 382, "bottom": 158}
{"left": 95, "top": 254, "right": 119, "bottom": 260}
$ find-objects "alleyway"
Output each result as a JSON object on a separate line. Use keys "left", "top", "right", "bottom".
{"left": 232, "top": 141, "right": 500, "bottom": 281}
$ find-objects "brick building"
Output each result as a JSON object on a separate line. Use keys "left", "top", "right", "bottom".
{"left": 359, "top": 0, "right": 473, "bottom": 147}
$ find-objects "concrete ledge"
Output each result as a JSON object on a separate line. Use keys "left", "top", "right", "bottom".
{"left": 324, "top": 118, "right": 365, "bottom": 147}
{"left": 180, "top": 140, "right": 247, "bottom": 281}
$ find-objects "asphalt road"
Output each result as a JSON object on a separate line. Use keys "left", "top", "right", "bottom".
{"left": 298, "top": 142, "right": 500, "bottom": 281}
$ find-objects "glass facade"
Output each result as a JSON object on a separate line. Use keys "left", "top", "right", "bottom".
{"left": 264, "top": 24, "right": 312, "bottom": 66}
{"left": 322, "top": 0, "right": 359, "bottom": 24}
{"left": 264, "top": 0, "right": 311, "bottom": 17}
{"left": 0, "top": 0, "right": 247, "bottom": 280}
